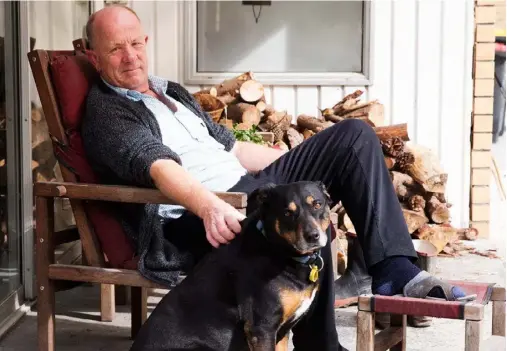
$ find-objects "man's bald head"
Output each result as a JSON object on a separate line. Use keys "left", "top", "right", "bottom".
{"left": 86, "top": 5, "right": 140, "bottom": 49}
{"left": 85, "top": 4, "right": 150, "bottom": 92}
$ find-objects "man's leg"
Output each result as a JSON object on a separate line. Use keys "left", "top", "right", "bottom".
{"left": 251, "top": 119, "right": 468, "bottom": 348}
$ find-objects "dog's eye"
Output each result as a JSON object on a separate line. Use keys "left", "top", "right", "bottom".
{"left": 314, "top": 202, "right": 322, "bottom": 209}
{"left": 284, "top": 210, "right": 293, "bottom": 217}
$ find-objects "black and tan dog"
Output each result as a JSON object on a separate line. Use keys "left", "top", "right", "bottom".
{"left": 130, "top": 181, "right": 332, "bottom": 351}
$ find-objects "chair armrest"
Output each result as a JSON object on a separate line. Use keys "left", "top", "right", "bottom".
{"left": 34, "top": 181, "right": 247, "bottom": 208}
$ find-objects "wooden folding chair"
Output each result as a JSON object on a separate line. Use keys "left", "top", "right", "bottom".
{"left": 27, "top": 46, "right": 247, "bottom": 351}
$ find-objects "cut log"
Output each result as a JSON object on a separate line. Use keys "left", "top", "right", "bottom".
{"left": 212, "top": 71, "right": 255, "bottom": 97}
{"left": 193, "top": 93, "right": 225, "bottom": 112}
{"left": 302, "top": 129, "right": 315, "bottom": 139}
{"left": 402, "top": 206, "right": 429, "bottom": 233}
{"left": 404, "top": 143, "right": 448, "bottom": 193}
{"left": 381, "top": 137, "right": 405, "bottom": 158}
{"left": 416, "top": 224, "right": 457, "bottom": 253}
{"left": 409, "top": 195, "right": 426, "bottom": 213}
{"left": 216, "top": 93, "right": 237, "bottom": 106}
{"left": 260, "top": 109, "right": 292, "bottom": 141}
{"left": 255, "top": 100, "right": 267, "bottom": 112}
{"left": 391, "top": 171, "right": 425, "bottom": 201}
{"left": 395, "top": 151, "right": 415, "bottom": 172}
{"left": 425, "top": 195, "right": 450, "bottom": 224}
{"left": 239, "top": 79, "right": 264, "bottom": 103}
{"left": 373, "top": 123, "right": 409, "bottom": 142}
{"left": 274, "top": 140, "right": 289, "bottom": 151}
{"left": 332, "top": 90, "right": 363, "bottom": 110}
{"left": 227, "top": 103, "right": 261, "bottom": 127}
{"left": 334, "top": 100, "right": 378, "bottom": 116}
{"left": 342, "top": 213, "right": 355, "bottom": 234}
{"left": 456, "top": 227, "right": 478, "bottom": 241}
{"left": 341, "top": 102, "right": 384, "bottom": 127}
{"left": 384, "top": 156, "right": 396, "bottom": 170}
{"left": 297, "top": 115, "right": 333, "bottom": 133}
{"left": 286, "top": 127, "right": 304, "bottom": 149}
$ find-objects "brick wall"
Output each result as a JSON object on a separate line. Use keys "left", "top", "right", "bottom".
{"left": 470, "top": 0, "right": 499, "bottom": 238}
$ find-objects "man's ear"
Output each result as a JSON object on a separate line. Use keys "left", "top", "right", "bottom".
{"left": 246, "top": 183, "right": 277, "bottom": 215}
{"left": 86, "top": 50, "right": 100, "bottom": 72}
{"left": 317, "top": 181, "right": 331, "bottom": 203}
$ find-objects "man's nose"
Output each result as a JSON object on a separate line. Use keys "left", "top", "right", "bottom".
{"left": 122, "top": 46, "right": 137, "bottom": 63}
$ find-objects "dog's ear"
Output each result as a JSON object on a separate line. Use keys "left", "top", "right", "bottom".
{"left": 317, "top": 181, "right": 332, "bottom": 203}
{"left": 246, "top": 183, "right": 277, "bottom": 215}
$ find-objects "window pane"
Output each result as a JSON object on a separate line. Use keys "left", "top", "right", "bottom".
{"left": 196, "top": 1, "right": 364, "bottom": 73}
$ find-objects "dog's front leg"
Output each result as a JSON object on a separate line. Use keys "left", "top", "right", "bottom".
{"left": 244, "top": 323, "right": 277, "bottom": 351}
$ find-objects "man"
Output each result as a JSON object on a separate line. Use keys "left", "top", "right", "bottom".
{"left": 81, "top": 5, "right": 469, "bottom": 350}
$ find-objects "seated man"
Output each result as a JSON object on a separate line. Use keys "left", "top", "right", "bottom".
{"left": 81, "top": 5, "right": 469, "bottom": 350}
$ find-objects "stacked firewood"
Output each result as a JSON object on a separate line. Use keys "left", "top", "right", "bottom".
{"left": 193, "top": 72, "right": 484, "bottom": 261}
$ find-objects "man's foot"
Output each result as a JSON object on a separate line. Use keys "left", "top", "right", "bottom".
{"left": 370, "top": 256, "right": 473, "bottom": 301}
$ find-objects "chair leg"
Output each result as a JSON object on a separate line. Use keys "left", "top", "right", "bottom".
{"left": 390, "top": 314, "right": 407, "bottom": 351}
{"left": 356, "top": 310, "right": 374, "bottom": 351}
{"left": 492, "top": 300, "right": 506, "bottom": 336}
{"left": 100, "top": 284, "right": 115, "bottom": 322}
{"left": 36, "top": 197, "right": 56, "bottom": 351}
{"left": 465, "top": 320, "right": 481, "bottom": 351}
{"left": 131, "top": 287, "right": 148, "bottom": 340}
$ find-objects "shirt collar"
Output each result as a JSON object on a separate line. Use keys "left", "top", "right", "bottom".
{"left": 101, "top": 75, "right": 169, "bottom": 102}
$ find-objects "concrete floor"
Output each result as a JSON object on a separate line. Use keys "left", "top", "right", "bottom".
{"left": 0, "top": 134, "right": 505, "bottom": 351}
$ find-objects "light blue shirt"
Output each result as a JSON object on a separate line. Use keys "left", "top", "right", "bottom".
{"left": 102, "top": 76, "right": 247, "bottom": 219}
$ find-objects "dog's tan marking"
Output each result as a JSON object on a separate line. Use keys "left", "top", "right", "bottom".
{"left": 288, "top": 201, "right": 297, "bottom": 212}
{"left": 275, "top": 219, "right": 281, "bottom": 235}
{"left": 275, "top": 335, "right": 289, "bottom": 351}
{"left": 305, "top": 195, "right": 314, "bottom": 205}
{"left": 279, "top": 286, "right": 317, "bottom": 324}
{"left": 281, "top": 231, "right": 297, "bottom": 245}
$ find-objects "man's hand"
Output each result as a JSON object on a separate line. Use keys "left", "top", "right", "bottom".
{"left": 198, "top": 198, "right": 246, "bottom": 248}
{"left": 150, "top": 159, "right": 246, "bottom": 248}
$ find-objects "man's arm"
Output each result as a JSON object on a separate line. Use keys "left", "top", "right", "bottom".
{"left": 231, "top": 141, "right": 287, "bottom": 173}
{"left": 149, "top": 159, "right": 245, "bottom": 248}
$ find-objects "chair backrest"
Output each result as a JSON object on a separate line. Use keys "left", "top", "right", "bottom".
{"left": 28, "top": 45, "right": 136, "bottom": 269}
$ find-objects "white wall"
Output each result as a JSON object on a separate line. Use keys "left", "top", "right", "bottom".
{"left": 130, "top": 0, "right": 475, "bottom": 227}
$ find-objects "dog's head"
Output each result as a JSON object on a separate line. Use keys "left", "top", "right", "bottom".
{"left": 248, "top": 181, "right": 332, "bottom": 255}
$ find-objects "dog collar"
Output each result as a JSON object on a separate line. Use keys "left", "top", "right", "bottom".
{"left": 256, "top": 220, "right": 324, "bottom": 282}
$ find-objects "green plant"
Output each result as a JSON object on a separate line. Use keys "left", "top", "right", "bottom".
{"left": 232, "top": 124, "right": 264, "bottom": 144}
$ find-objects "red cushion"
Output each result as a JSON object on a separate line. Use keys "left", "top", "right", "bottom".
{"left": 50, "top": 54, "right": 99, "bottom": 131}
{"left": 49, "top": 53, "right": 136, "bottom": 268}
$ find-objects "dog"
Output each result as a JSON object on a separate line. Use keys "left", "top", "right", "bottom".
{"left": 130, "top": 181, "right": 332, "bottom": 351}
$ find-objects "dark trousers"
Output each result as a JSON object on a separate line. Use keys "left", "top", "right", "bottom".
{"left": 164, "top": 119, "right": 418, "bottom": 350}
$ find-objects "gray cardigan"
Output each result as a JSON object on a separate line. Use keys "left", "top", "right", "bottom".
{"left": 81, "top": 79, "right": 236, "bottom": 287}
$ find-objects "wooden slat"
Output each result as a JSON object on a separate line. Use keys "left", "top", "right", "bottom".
{"left": 34, "top": 181, "right": 248, "bottom": 208}
{"left": 465, "top": 320, "right": 482, "bottom": 351}
{"left": 48, "top": 264, "right": 168, "bottom": 289}
{"left": 53, "top": 227, "right": 80, "bottom": 246}
{"left": 374, "top": 326, "right": 404, "bottom": 351}
{"left": 27, "top": 50, "right": 69, "bottom": 145}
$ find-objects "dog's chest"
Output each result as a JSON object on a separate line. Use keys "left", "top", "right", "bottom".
{"left": 279, "top": 285, "right": 318, "bottom": 324}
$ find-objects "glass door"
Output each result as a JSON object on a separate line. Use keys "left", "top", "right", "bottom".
{"left": 0, "top": 0, "right": 25, "bottom": 320}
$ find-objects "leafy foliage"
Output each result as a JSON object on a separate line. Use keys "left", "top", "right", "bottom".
{"left": 232, "top": 124, "right": 264, "bottom": 144}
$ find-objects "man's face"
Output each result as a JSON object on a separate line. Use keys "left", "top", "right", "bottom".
{"left": 89, "top": 11, "right": 149, "bottom": 92}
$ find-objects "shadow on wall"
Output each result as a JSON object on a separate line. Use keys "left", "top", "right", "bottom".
{"left": 196, "top": 1, "right": 364, "bottom": 73}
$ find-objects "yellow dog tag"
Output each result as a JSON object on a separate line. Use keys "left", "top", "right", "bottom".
{"left": 309, "top": 264, "right": 319, "bottom": 282}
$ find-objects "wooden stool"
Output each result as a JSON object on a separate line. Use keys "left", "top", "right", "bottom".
{"left": 356, "top": 282, "right": 505, "bottom": 351}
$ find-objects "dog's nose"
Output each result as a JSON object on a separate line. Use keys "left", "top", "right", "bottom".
{"left": 305, "top": 230, "right": 320, "bottom": 242}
